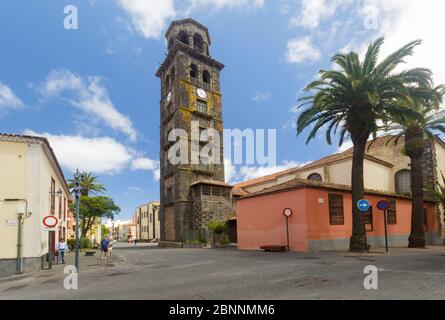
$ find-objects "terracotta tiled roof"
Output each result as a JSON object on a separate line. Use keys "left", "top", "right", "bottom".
{"left": 238, "top": 177, "right": 435, "bottom": 202}
{"left": 233, "top": 137, "right": 395, "bottom": 192}
{"left": 0, "top": 133, "right": 71, "bottom": 197}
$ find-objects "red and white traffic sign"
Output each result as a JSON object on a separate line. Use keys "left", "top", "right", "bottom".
{"left": 43, "top": 215, "right": 59, "bottom": 228}
{"left": 283, "top": 208, "right": 293, "bottom": 217}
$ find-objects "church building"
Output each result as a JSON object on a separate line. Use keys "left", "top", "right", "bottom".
{"left": 156, "top": 19, "right": 234, "bottom": 246}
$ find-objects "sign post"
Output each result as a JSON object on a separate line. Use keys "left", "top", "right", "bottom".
{"left": 42, "top": 215, "right": 59, "bottom": 269}
{"left": 283, "top": 208, "right": 293, "bottom": 251}
{"left": 357, "top": 199, "right": 370, "bottom": 253}
{"left": 377, "top": 200, "right": 390, "bottom": 253}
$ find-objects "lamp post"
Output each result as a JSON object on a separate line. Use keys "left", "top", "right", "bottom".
{"left": 72, "top": 169, "right": 83, "bottom": 272}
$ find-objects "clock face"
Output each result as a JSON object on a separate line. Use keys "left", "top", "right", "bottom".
{"left": 196, "top": 88, "right": 207, "bottom": 99}
{"left": 166, "top": 91, "right": 172, "bottom": 103}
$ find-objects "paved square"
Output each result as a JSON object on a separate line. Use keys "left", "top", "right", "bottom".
{"left": 1, "top": 244, "right": 444, "bottom": 300}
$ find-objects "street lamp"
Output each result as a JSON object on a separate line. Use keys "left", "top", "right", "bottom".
{"left": 72, "top": 169, "right": 84, "bottom": 273}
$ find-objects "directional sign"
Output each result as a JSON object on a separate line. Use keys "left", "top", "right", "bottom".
{"left": 43, "top": 215, "right": 59, "bottom": 228}
{"left": 377, "top": 200, "right": 390, "bottom": 211}
{"left": 283, "top": 208, "right": 293, "bottom": 217}
{"left": 357, "top": 199, "right": 370, "bottom": 212}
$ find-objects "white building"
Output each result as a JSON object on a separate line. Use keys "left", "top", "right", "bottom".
{"left": 0, "top": 134, "right": 71, "bottom": 277}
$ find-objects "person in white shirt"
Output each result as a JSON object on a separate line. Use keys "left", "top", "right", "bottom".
{"left": 56, "top": 238, "right": 68, "bottom": 264}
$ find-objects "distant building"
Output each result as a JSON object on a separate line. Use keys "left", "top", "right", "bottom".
{"left": 134, "top": 201, "right": 161, "bottom": 241}
{"left": 0, "top": 134, "right": 72, "bottom": 277}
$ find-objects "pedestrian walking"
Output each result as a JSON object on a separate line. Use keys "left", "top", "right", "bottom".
{"left": 56, "top": 238, "right": 68, "bottom": 264}
{"left": 100, "top": 237, "right": 110, "bottom": 260}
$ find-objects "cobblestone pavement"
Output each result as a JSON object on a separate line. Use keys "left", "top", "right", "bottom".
{"left": 1, "top": 245, "right": 444, "bottom": 300}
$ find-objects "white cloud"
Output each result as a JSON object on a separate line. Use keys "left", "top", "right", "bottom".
{"left": 286, "top": 37, "right": 321, "bottom": 64}
{"left": 128, "top": 186, "right": 143, "bottom": 192}
{"left": 358, "top": 0, "right": 445, "bottom": 86}
{"left": 24, "top": 130, "right": 133, "bottom": 174}
{"left": 23, "top": 130, "right": 159, "bottom": 180}
{"left": 290, "top": 0, "right": 353, "bottom": 29}
{"left": 188, "top": 0, "right": 265, "bottom": 10}
{"left": 251, "top": 91, "right": 271, "bottom": 102}
{"left": 227, "top": 160, "right": 308, "bottom": 184}
{"left": 131, "top": 157, "right": 160, "bottom": 181}
{"left": 0, "top": 82, "right": 24, "bottom": 111}
{"left": 41, "top": 69, "right": 137, "bottom": 141}
{"left": 117, "top": 0, "right": 176, "bottom": 39}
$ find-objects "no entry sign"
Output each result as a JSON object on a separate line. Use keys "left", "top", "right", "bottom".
{"left": 283, "top": 208, "right": 293, "bottom": 217}
{"left": 43, "top": 215, "right": 59, "bottom": 228}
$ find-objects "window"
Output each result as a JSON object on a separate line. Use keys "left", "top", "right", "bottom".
{"left": 50, "top": 178, "right": 55, "bottom": 215}
{"left": 165, "top": 74, "right": 170, "bottom": 89}
{"left": 212, "top": 187, "right": 221, "bottom": 197}
{"left": 203, "top": 70, "right": 211, "bottom": 84}
{"left": 178, "top": 31, "right": 189, "bottom": 45}
{"left": 190, "top": 64, "right": 198, "bottom": 79}
{"left": 58, "top": 190, "right": 62, "bottom": 219}
{"left": 395, "top": 170, "right": 411, "bottom": 194}
{"left": 387, "top": 199, "right": 397, "bottom": 225}
{"left": 364, "top": 206, "right": 373, "bottom": 231}
{"left": 202, "top": 186, "right": 211, "bottom": 196}
{"left": 328, "top": 194, "right": 344, "bottom": 225}
{"left": 166, "top": 188, "right": 173, "bottom": 202}
{"left": 193, "top": 33, "right": 204, "bottom": 51}
{"left": 308, "top": 173, "right": 322, "bottom": 182}
{"left": 197, "top": 100, "right": 207, "bottom": 113}
{"left": 63, "top": 197, "right": 67, "bottom": 222}
{"left": 150, "top": 214, "right": 152, "bottom": 223}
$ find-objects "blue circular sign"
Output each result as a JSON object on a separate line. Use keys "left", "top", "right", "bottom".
{"left": 377, "top": 200, "right": 390, "bottom": 211}
{"left": 357, "top": 199, "right": 370, "bottom": 212}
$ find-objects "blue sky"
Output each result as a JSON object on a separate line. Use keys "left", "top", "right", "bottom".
{"left": 1, "top": 0, "right": 444, "bottom": 221}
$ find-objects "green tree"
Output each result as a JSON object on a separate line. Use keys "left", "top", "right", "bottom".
{"left": 68, "top": 172, "right": 106, "bottom": 196}
{"left": 297, "top": 37, "right": 435, "bottom": 252}
{"left": 73, "top": 196, "right": 120, "bottom": 238}
{"left": 101, "top": 224, "right": 111, "bottom": 238}
{"left": 383, "top": 85, "right": 445, "bottom": 248}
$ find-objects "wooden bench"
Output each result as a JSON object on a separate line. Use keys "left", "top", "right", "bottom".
{"left": 260, "top": 245, "right": 287, "bottom": 252}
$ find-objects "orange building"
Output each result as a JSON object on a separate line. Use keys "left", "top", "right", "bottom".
{"left": 236, "top": 179, "right": 441, "bottom": 252}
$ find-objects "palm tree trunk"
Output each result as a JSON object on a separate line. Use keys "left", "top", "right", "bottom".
{"left": 349, "top": 137, "right": 367, "bottom": 252}
{"left": 406, "top": 130, "right": 426, "bottom": 248}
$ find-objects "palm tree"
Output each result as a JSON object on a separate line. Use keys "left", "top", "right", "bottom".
{"left": 68, "top": 172, "right": 106, "bottom": 196}
{"left": 383, "top": 85, "right": 445, "bottom": 248}
{"left": 297, "top": 37, "right": 435, "bottom": 252}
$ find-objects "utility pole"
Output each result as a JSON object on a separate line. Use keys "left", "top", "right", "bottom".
{"left": 73, "top": 169, "right": 83, "bottom": 273}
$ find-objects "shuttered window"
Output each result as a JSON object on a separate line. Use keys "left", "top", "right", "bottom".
{"left": 329, "top": 194, "right": 344, "bottom": 225}
{"left": 387, "top": 199, "right": 397, "bottom": 225}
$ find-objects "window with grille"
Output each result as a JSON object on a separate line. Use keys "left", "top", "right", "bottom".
{"left": 395, "top": 170, "right": 411, "bottom": 194}
{"left": 202, "top": 186, "right": 211, "bottom": 196}
{"left": 328, "top": 194, "right": 344, "bottom": 225}
{"left": 212, "top": 187, "right": 221, "bottom": 196}
{"left": 197, "top": 100, "right": 207, "bottom": 113}
{"left": 387, "top": 199, "right": 397, "bottom": 224}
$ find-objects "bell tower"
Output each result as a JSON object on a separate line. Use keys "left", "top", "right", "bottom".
{"left": 156, "top": 19, "right": 230, "bottom": 244}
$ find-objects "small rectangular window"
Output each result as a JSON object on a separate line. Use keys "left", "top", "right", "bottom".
{"left": 387, "top": 199, "right": 397, "bottom": 225}
{"left": 364, "top": 206, "right": 373, "bottom": 232}
{"left": 197, "top": 100, "right": 207, "bottom": 113}
{"left": 202, "top": 186, "right": 211, "bottom": 196}
{"left": 212, "top": 187, "right": 221, "bottom": 197}
{"left": 50, "top": 178, "right": 55, "bottom": 215}
{"left": 328, "top": 194, "right": 344, "bottom": 225}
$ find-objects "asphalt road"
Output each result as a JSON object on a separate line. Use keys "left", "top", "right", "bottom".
{"left": 1, "top": 244, "right": 445, "bottom": 300}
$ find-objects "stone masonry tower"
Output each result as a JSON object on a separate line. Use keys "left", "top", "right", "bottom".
{"left": 156, "top": 19, "right": 232, "bottom": 245}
